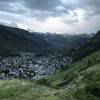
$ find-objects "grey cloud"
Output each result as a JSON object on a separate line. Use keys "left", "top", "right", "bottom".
{"left": 0, "top": 11, "right": 25, "bottom": 24}
{"left": 0, "top": 0, "right": 26, "bottom": 15}
{"left": 23, "top": 0, "right": 68, "bottom": 20}
{"left": 22, "top": 0, "right": 100, "bottom": 22}
{"left": 61, "top": 12, "right": 79, "bottom": 24}
{"left": 0, "top": 0, "right": 100, "bottom": 24}
{"left": 77, "top": 0, "right": 100, "bottom": 16}
{"left": 23, "top": 0, "right": 62, "bottom": 11}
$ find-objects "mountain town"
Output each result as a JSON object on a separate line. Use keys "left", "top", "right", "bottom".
{"left": 0, "top": 52, "right": 72, "bottom": 80}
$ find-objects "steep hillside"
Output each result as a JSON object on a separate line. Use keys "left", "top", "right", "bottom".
{"left": 71, "top": 31, "right": 100, "bottom": 61}
{"left": 0, "top": 25, "right": 51, "bottom": 55}
{"left": 44, "top": 50, "right": 100, "bottom": 99}
{"left": 46, "top": 50, "right": 100, "bottom": 87}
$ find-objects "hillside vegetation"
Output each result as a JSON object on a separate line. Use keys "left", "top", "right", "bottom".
{"left": 44, "top": 50, "right": 100, "bottom": 99}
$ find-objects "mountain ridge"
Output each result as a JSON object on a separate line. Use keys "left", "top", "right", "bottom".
{"left": 0, "top": 24, "right": 93, "bottom": 56}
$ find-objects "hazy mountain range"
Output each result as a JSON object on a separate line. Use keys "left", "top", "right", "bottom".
{"left": 0, "top": 24, "right": 93, "bottom": 56}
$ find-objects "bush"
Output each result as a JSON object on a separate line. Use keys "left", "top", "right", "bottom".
{"left": 36, "top": 78, "right": 50, "bottom": 86}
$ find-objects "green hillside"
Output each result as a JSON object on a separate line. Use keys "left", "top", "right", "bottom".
{"left": 46, "top": 50, "right": 100, "bottom": 88}
{"left": 0, "top": 80, "right": 67, "bottom": 100}
{"left": 44, "top": 50, "right": 100, "bottom": 99}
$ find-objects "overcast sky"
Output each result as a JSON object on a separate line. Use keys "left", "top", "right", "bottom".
{"left": 0, "top": 0, "right": 100, "bottom": 33}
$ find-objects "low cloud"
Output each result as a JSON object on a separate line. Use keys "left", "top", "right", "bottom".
{"left": 0, "top": 0, "right": 100, "bottom": 33}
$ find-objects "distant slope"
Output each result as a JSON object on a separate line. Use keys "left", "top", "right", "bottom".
{"left": 36, "top": 33, "right": 92, "bottom": 49}
{"left": 71, "top": 31, "right": 100, "bottom": 61}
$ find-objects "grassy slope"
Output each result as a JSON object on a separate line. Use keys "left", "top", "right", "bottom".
{"left": 45, "top": 50, "right": 100, "bottom": 99}
{"left": 47, "top": 50, "right": 100, "bottom": 87}
{"left": 0, "top": 80, "right": 64, "bottom": 100}
{"left": 0, "top": 50, "right": 100, "bottom": 100}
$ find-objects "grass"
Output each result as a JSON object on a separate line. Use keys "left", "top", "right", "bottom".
{"left": 0, "top": 80, "right": 73, "bottom": 100}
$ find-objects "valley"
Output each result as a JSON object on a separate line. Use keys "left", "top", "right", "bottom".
{"left": 0, "top": 0, "right": 100, "bottom": 99}
{"left": 0, "top": 25, "right": 100, "bottom": 100}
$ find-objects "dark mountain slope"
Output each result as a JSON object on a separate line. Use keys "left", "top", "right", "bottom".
{"left": 71, "top": 31, "right": 100, "bottom": 61}
{"left": 0, "top": 25, "right": 49, "bottom": 55}
{"left": 35, "top": 33, "right": 92, "bottom": 49}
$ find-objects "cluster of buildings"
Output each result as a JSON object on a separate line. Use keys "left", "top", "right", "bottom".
{"left": 0, "top": 52, "right": 72, "bottom": 80}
